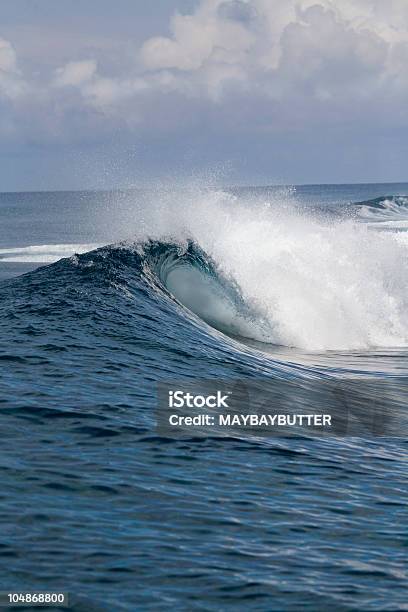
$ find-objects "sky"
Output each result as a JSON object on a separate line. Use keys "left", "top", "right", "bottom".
{"left": 1, "top": 0, "right": 408, "bottom": 191}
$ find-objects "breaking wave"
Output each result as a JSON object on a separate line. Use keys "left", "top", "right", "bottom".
{"left": 3, "top": 190, "right": 408, "bottom": 352}
{"left": 134, "top": 191, "right": 408, "bottom": 351}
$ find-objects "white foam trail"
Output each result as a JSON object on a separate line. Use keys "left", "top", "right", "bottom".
{"left": 129, "top": 187, "right": 408, "bottom": 351}
{"left": 0, "top": 243, "right": 100, "bottom": 263}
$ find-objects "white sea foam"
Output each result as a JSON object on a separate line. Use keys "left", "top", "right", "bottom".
{"left": 0, "top": 243, "right": 100, "bottom": 263}
{"left": 134, "top": 187, "right": 408, "bottom": 351}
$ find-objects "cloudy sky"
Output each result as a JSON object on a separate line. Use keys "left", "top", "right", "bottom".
{"left": 1, "top": 0, "right": 408, "bottom": 190}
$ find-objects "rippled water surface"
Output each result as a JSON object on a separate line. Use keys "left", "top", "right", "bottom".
{"left": 0, "top": 184, "right": 407, "bottom": 611}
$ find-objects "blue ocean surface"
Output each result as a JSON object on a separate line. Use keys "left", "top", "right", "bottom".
{"left": 0, "top": 184, "right": 407, "bottom": 611}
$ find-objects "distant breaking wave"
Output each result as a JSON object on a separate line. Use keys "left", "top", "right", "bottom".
{"left": 354, "top": 195, "right": 408, "bottom": 227}
{"left": 0, "top": 243, "right": 101, "bottom": 263}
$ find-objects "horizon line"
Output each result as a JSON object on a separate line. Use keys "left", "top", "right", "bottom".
{"left": 1, "top": 179, "right": 408, "bottom": 195}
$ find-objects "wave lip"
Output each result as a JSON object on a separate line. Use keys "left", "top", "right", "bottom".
{"left": 0, "top": 243, "right": 101, "bottom": 263}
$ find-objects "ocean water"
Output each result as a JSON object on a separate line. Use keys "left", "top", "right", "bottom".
{"left": 0, "top": 184, "right": 407, "bottom": 611}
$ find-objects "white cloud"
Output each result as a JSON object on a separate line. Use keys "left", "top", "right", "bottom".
{"left": 141, "top": 3, "right": 254, "bottom": 72}
{"left": 54, "top": 58, "right": 148, "bottom": 112}
{"left": 0, "top": 37, "right": 26, "bottom": 98}
{"left": 138, "top": 0, "right": 404, "bottom": 102}
{"left": 82, "top": 76, "right": 147, "bottom": 109}
{"left": 3, "top": 1, "right": 408, "bottom": 140}
{"left": 54, "top": 59, "right": 97, "bottom": 87}
{"left": 0, "top": 38, "right": 18, "bottom": 72}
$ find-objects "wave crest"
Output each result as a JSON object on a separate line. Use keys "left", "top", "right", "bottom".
{"left": 4, "top": 189, "right": 408, "bottom": 352}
